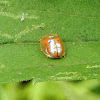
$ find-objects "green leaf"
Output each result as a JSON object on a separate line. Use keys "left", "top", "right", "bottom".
{"left": 0, "top": 0, "right": 100, "bottom": 84}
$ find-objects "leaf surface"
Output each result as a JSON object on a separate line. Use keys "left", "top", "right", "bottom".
{"left": 0, "top": 0, "right": 100, "bottom": 84}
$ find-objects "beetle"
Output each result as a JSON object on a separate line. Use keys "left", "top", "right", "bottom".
{"left": 40, "top": 26, "right": 65, "bottom": 58}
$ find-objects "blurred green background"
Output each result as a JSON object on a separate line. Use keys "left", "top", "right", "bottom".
{"left": 1, "top": 80, "right": 100, "bottom": 100}
{"left": 0, "top": 0, "right": 100, "bottom": 84}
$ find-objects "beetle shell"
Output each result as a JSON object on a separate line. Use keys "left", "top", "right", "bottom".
{"left": 40, "top": 33, "right": 65, "bottom": 58}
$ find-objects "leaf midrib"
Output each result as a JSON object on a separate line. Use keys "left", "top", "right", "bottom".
{"left": 0, "top": 41, "right": 100, "bottom": 46}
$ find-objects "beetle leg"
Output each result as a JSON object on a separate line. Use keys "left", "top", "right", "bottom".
{"left": 63, "top": 54, "right": 66, "bottom": 57}
{"left": 46, "top": 55, "right": 49, "bottom": 58}
{"left": 40, "top": 49, "right": 43, "bottom": 51}
{"left": 39, "top": 39, "right": 42, "bottom": 41}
